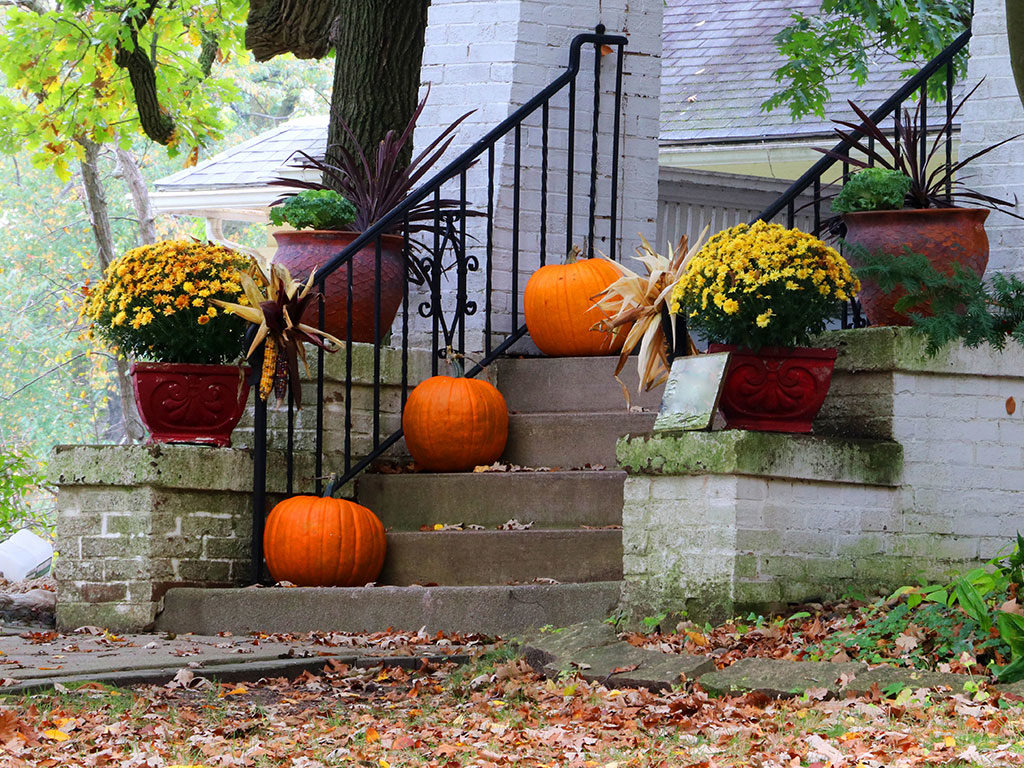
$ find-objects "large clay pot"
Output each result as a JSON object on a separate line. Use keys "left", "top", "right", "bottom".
{"left": 131, "top": 362, "right": 250, "bottom": 447}
{"left": 707, "top": 345, "right": 837, "bottom": 434}
{"left": 843, "top": 208, "right": 989, "bottom": 326}
{"left": 272, "top": 230, "right": 406, "bottom": 343}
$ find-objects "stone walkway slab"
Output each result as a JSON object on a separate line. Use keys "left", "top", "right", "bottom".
{"left": 697, "top": 658, "right": 867, "bottom": 697}
{"left": 844, "top": 667, "right": 973, "bottom": 695}
{"left": 521, "top": 621, "right": 713, "bottom": 691}
{"left": 0, "top": 630, "right": 481, "bottom": 695}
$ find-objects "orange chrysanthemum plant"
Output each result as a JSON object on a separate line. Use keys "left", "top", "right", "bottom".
{"left": 82, "top": 240, "right": 251, "bottom": 364}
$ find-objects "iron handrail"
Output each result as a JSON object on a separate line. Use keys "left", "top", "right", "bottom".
{"left": 250, "top": 27, "right": 629, "bottom": 581}
{"left": 315, "top": 27, "right": 628, "bottom": 284}
{"left": 756, "top": 26, "right": 972, "bottom": 223}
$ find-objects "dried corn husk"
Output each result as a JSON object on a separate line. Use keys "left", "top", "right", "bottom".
{"left": 591, "top": 228, "right": 708, "bottom": 400}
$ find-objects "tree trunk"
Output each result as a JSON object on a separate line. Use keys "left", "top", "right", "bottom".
{"left": 114, "top": 147, "right": 157, "bottom": 245}
{"left": 246, "top": 0, "right": 336, "bottom": 61}
{"left": 79, "top": 139, "right": 147, "bottom": 444}
{"left": 325, "top": 0, "right": 429, "bottom": 178}
{"left": 1007, "top": 1, "right": 1024, "bottom": 109}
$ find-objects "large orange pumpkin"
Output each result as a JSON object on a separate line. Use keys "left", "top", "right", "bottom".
{"left": 402, "top": 374, "right": 509, "bottom": 472}
{"left": 523, "top": 252, "right": 625, "bottom": 356}
{"left": 263, "top": 495, "right": 386, "bottom": 587}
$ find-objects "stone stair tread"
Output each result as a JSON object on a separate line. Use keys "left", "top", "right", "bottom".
{"left": 356, "top": 470, "right": 626, "bottom": 530}
{"left": 380, "top": 529, "right": 622, "bottom": 586}
{"left": 503, "top": 411, "right": 658, "bottom": 468}
{"left": 495, "top": 356, "right": 665, "bottom": 414}
{"left": 156, "top": 583, "right": 624, "bottom": 636}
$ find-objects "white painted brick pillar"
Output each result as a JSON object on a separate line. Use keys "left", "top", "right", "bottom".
{"left": 960, "top": 0, "right": 1024, "bottom": 276}
{"left": 408, "top": 0, "right": 663, "bottom": 355}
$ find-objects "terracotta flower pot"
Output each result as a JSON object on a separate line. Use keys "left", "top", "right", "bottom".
{"left": 707, "top": 345, "right": 837, "bottom": 433}
{"left": 842, "top": 207, "right": 990, "bottom": 326}
{"left": 131, "top": 362, "right": 250, "bottom": 447}
{"left": 272, "top": 230, "right": 406, "bottom": 343}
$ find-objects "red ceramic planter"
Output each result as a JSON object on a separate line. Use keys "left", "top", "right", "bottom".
{"left": 131, "top": 362, "right": 251, "bottom": 447}
{"left": 843, "top": 207, "right": 989, "bottom": 326}
{"left": 708, "top": 345, "right": 838, "bottom": 434}
{"left": 272, "top": 230, "right": 405, "bottom": 343}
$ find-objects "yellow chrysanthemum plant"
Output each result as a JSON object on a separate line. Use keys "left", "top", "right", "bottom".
{"left": 82, "top": 240, "right": 251, "bottom": 364}
{"left": 670, "top": 221, "right": 860, "bottom": 350}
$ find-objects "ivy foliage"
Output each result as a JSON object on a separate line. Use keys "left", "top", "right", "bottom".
{"left": 851, "top": 245, "right": 1024, "bottom": 355}
{"left": 763, "top": 0, "right": 971, "bottom": 120}
{"left": 806, "top": 536, "right": 1024, "bottom": 682}
{"left": 269, "top": 190, "right": 358, "bottom": 232}
{"left": 0, "top": 0, "right": 248, "bottom": 180}
{"left": 832, "top": 168, "right": 912, "bottom": 213}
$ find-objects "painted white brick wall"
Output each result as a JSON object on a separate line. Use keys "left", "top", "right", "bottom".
{"left": 622, "top": 329, "right": 1024, "bottom": 619}
{"left": 408, "top": 0, "right": 664, "bottom": 354}
{"left": 960, "top": 0, "right": 1024, "bottom": 276}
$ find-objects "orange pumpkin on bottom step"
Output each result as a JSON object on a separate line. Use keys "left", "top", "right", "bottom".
{"left": 403, "top": 371, "right": 509, "bottom": 472}
{"left": 524, "top": 248, "right": 625, "bottom": 356}
{"left": 263, "top": 494, "right": 386, "bottom": 587}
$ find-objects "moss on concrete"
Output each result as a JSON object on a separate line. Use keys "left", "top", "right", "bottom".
{"left": 816, "top": 326, "right": 1024, "bottom": 376}
{"left": 617, "top": 430, "right": 902, "bottom": 487}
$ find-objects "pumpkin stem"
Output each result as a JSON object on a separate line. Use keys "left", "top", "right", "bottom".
{"left": 323, "top": 473, "right": 342, "bottom": 498}
{"left": 565, "top": 244, "right": 582, "bottom": 265}
{"left": 445, "top": 346, "right": 466, "bottom": 378}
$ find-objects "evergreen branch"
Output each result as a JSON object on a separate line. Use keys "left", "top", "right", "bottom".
{"left": 851, "top": 245, "right": 1024, "bottom": 355}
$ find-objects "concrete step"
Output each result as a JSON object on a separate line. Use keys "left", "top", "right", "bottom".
{"left": 356, "top": 470, "right": 625, "bottom": 530}
{"left": 494, "top": 356, "right": 665, "bottom": 414}
{"left": 502, "top": 411, "right": 657, "bottom": 467}
{"left": 156, "top": 582, "right": 624, "bottom": 636}
{"left": 379, "top": 529, "right": 622, "bottom": 585}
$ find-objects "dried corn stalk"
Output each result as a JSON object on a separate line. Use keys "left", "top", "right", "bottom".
{"left": 591, "top": 228, "right": 708, "bottom": 399}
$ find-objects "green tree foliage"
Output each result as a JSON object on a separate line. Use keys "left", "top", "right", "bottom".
{"left": 0, "top": 0, "right": 249, "bottom": 178}
{"left": 763, "top": 0, "right": 972, "bottom": 120}
{"left": 0, "top": 54, "right": 332, "bottom": 458}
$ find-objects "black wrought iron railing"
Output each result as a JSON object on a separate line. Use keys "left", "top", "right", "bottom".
{"left": 249, "top": 27, "right": 629, "bottom": 581}
{"left": 754, "top": 26, "right": 972, "bottom": 328}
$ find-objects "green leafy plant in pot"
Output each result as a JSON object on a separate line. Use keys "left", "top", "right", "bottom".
{"left": 269, "top": 91, "right": 473, "bottom": 344}
{"left": 820, "top": 81, "right": 1022, "bottom": 326}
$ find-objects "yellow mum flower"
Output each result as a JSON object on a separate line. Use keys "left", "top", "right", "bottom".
{"left": 756, "top": 310, "right": 774, "bottom": 328}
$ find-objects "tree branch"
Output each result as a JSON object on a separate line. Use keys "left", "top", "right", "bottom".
{"left": 113, "top": 0, "right": 177, "bottom": 145}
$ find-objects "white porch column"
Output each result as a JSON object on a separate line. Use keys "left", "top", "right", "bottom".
{"left": 409, "top": 0, "right": 663, "bottom": 355}
{"left": 960, "top": 0, "right": 1024, "bottom": 276}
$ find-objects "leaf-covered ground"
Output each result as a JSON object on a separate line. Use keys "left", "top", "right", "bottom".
{"left": 627, "top": 597, "right": 1008, "bottom": 677}
{"left": 3, "top": 640, "right": 1024, "bottom": 768}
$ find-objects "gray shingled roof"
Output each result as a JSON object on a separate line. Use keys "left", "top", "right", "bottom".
{"left": 155, "top": 7, "right": 963, "bottom": 193}
{"left": 661, "top": 0, "right": 961, "bottom": 145}
{"left": 154, "top": 115, "right": 327, "bottom": 191}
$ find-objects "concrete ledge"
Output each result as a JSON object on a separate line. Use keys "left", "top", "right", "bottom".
{"left": 156, "top": 583, "right": 624, "bottom": 636}
{"left": 616, "top": 430, "right": 903, "bottom": 487}
{"left": 818, "top": 326, "right": 1024, "bottom": 377}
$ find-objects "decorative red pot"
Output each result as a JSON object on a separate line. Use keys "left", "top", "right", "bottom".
{"left": 843, "top": 207, "right": 990, "bottom": 326}
{"left": 272, "top": 230, "right": 405, "bottom": 343}
{"left": 131, "top": 362, "right": 251, "bottom": 447}
{"left": 707, "top": 345, "right": 838, "bottom": 434}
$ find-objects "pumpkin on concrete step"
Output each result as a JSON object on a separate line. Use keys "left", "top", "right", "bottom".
{"left": 402, "top": 360, "right": 509, "bottom": 472}
{"left": 524, "top": 245, "right": 625, "bottom": 356}
{"left": 263, "top": 489, "right": 386, "bottom": 587}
